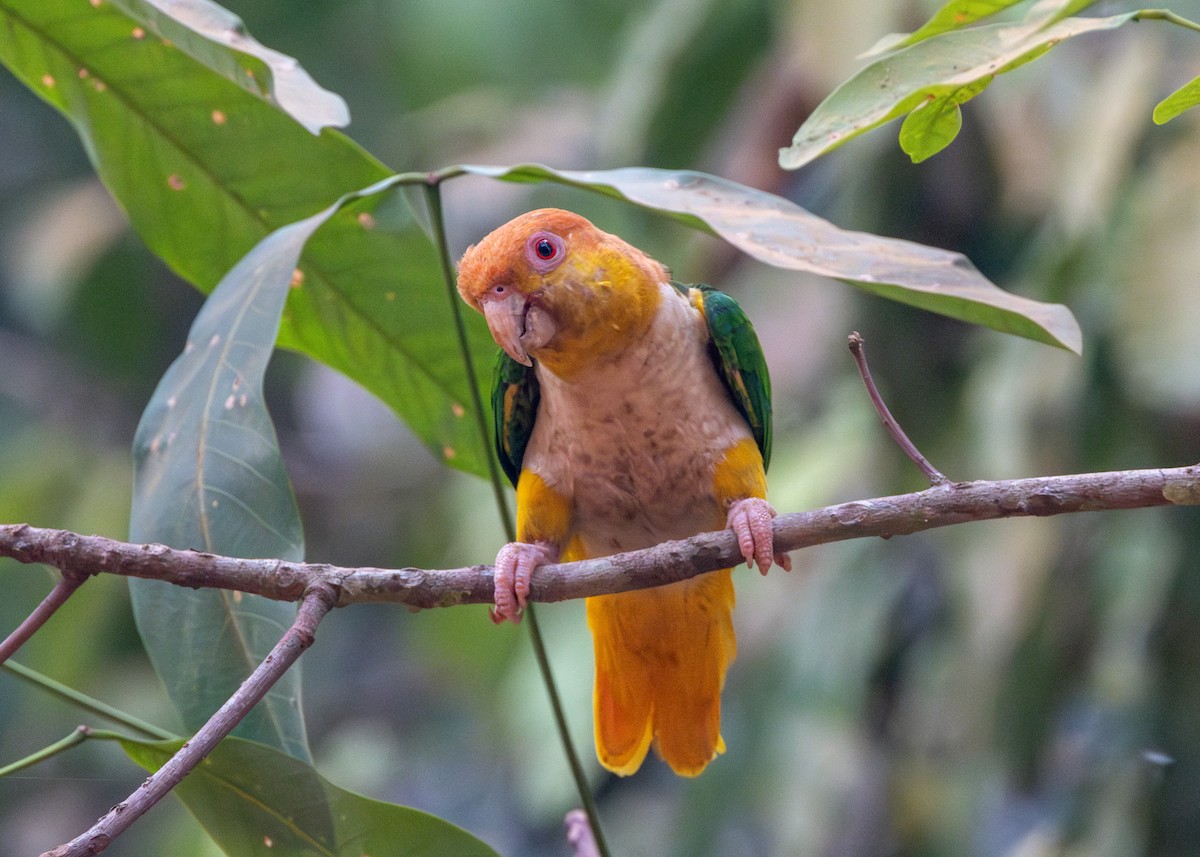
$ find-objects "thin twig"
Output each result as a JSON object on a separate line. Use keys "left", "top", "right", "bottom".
{"left": 422, "top": 175, "right": 514, "bottom": 536}
{"left": 41, "top": 584, "right": 337, "bottom": 857}
{"left": 525, "top": 604, "right": 611, "bottom": 855}
{"left": 0, "top": 572, "right": 86, "bottom": 665}
{"left": 2, "top": 466, "right": 1197, "bottom": 610}
{"left": 848, "top": 331, "right": 949, "bottom": 485}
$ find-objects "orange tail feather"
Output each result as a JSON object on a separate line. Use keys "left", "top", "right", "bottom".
{"left": 587, "top": 569, "right": 736, "bottom": 777}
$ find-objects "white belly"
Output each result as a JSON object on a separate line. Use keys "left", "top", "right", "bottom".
{"left": 524, "top": 284, "right": 752, "bottom": 555}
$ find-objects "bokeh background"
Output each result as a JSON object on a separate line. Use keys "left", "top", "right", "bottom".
{"left": 3, "top": 1, "right": 1200, "bottom": 854}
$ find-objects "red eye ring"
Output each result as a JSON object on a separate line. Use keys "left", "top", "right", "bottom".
{"left": 525, "top": 231, "right": 564, "bottom": 272}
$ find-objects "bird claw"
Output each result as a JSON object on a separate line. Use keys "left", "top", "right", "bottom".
{"left": 491, "top": 540, "right": 558, "bottom": 624}
{"left": 727, "top": 497, "right": 790, "bottom": 575}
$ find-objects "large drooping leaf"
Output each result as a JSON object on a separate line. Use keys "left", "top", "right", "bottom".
{"left": 276, "top": 189, "right": 497, "bottom": 477}
{"left": 126, "top": 167, "right": 496, "bottom": 759}
{"left": 460, "top": 164, "right": 1081, "bottom": 352}
{"left": 779, "top": 11, "right": 1149, "bottom": 170}
{"left": 0, "top": 0, "right": 389, "bottom": 292}
{"left": 0, "top": 0, "right": 495, "bottom": 478}
{"left": 129, "top": 210, "right": 333, "bottom": 761}
{"left": 113, "top": 0, "right": 350, "bottom": 133}
{"left": 118, "top": 734, "right": 500, "bottom": 857}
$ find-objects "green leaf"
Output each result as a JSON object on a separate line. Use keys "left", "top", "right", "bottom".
{"left": 127, "top": 168, "right": 496, "bottom": 759}
{"left": 129, "top": 208, "right": 338, "bottom": 761}
{"left": 108, "top": 0, "right": 350, "bottom": 133}
{"left": 898, "top": 95, "right": 964, "bottom": 162}
{"left": 277, "top": 190, "right": 498, "bottom": 477}
{"left": 118, "top": 735, "right": 500, "bottom": 857}
{"left": 0, "top": 0, "right": 390, "bottom": 292}
{"left": 0, "top": 1, "right": 494, "bottom": 478}
{"left": 1153, "top": 74, "right": 1200, "bottom": 124}
{"left": 178, "top": 171, "right": 497, "bottom": 479}
{"left": 898, "top": 75, "right": 993, "bottom": 162}
{"left": 462, "top": 164, "right": 1082, "bottom": 352}
{"left": 779, "top": 12, "right": 1139, "bottom": 171}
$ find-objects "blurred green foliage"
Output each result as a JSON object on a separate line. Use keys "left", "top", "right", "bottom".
{"left": 2, "top": 0, "right": 1200, "bottom": 856}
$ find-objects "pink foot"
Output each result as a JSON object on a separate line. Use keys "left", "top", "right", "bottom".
{"left": 726, "top": 497, "right": 791, "bottom": 575}
{"left": 491, "top": 540, "right": 558, "bottom": 624}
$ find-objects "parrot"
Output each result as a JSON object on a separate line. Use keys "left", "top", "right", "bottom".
{"left": 456, "top": 208, "right": 789, "bottom": 777}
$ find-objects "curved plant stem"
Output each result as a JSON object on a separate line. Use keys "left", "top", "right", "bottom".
{"left": 420, "top": 180, "right": 513, "bottom": 530}
{"left": 0, "top": 725, "right": 91, "bottom": 778}
{"left": 3, "top": 661, "right": 174, "bottom": 740}
{"left": 423, "top": 180, "right": 611, "bottom": 857}
{"left": 523, "top": 603, "right": 610, "bottom": 855}
{"left": 1134, "top": 9, "right": 1200, "bottom": 34}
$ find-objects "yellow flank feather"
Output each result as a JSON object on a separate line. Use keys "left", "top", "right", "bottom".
{"left": 712, "top": 437, "right": 768, "bottom": 508}
{"left": 515, "top": 469, "right": 572, "bottom": 546}
{"left": 530, "top": 246, "right": 665, "bottom": 382}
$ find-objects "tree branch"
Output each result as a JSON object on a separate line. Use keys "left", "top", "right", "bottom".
{"left": 2, "top": 466, "right": 1197, "bottom": 610}
{"left": 41, "top": 584, "right": 337, "bottom": 857}
{"left": 5, "top": 465, "right": 1197, "bottom": 856}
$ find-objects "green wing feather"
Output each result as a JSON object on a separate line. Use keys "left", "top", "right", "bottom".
{"left": 684, "top": 284, "right": 774, "bottom": 470}
{"left": 492, "top": 350, "right": 540, "bottom": 487}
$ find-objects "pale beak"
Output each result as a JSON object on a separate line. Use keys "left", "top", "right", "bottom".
{"left": 482, "top": 292, "right": 532, "bottom": 366}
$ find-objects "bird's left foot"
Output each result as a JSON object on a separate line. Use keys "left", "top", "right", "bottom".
{"left": 491, "top": 540, "right": 558, "bottom": 624}
{"left": 727, "top": 497, "right": 792, "bottom": 575}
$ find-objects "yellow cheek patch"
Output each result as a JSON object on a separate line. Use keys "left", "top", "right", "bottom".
{"left": 711, "top": 438, "right": 767, "bottom": 507}
{"left": 533, "top": 249, "right": 665, "bottom": 380}
{"left": 516, "top": 468, "right": 574, "bottom": 545}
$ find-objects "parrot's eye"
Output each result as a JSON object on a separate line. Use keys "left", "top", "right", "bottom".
{"left": 525, "top": 231, "right": 565, "bottom": 272}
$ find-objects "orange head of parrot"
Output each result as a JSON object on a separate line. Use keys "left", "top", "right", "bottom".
{"left": 457, "top": 209, "right": 669, "bottom": 376}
